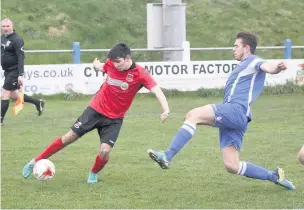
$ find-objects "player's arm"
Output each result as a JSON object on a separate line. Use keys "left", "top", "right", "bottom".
{"left": 259, "top": 61, "right": 287, "bottom": 74}
{"left": 141, "top": 69, "right": 170, "bottom": 122}
{"left": 92, "top": 58, "right": 106, "bottom": 73}
{"left": 150, "top": 85, "right": 170, "bottom": 122}
{"left": 14, "top": 37, "right": 25, "bottom": 85}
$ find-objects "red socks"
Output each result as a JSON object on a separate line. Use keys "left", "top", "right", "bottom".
{"left": 34, "top": 137, "right": 109, "bottom": 174}
{"left": 34, "top": 137, "right": 65, "bottom": 162}
{"left": 91, "top": 154, "right": 109, "bottom": 174}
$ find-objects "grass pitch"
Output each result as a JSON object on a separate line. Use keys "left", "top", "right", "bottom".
{"left": 1, "top": 94, "right": 304, "bottom": 209}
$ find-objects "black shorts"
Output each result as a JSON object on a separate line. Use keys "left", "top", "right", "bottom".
{"left": 3, "top": 70, "right": 19, "bottom": 91}
{"left": 71, "top": 106, "right": 123, "bottom": 147}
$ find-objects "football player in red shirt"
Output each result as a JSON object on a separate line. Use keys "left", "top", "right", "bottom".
{"left": 22, "top": 43, "right": 170, "bottom": 183}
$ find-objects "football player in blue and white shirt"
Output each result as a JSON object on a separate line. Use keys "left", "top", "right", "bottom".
{"left": 148, "top": 32, "right": 295, "bottom": 190}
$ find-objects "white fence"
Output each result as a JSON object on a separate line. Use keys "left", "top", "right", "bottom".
{"left": 1, "top": 59, "right": 303, "bottom": 95}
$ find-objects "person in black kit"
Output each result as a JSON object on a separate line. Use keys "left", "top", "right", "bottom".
{"left": 1, "top": 18, "right": 45, "bottom": 125}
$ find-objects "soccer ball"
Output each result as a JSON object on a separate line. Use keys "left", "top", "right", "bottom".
{"left": 33, "top": 159, "right": 55, "bottom": 181}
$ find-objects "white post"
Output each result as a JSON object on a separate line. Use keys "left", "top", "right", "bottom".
{"left": 182, "top": 41, "right": 190, "bottom": 62}
{"left": 162, "top": 0, "right": 186, "bottom": 61}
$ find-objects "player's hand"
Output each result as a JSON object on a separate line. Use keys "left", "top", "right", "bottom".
{"left": 18, "top": 76, "right": 24, "bottom": 87}
{"left": 277, "top": 61, "right": 287, "bottom": 72}
{"left": 160, "top": 109, "right": 169, "bottom": 123}
{"left": 93, "top": 58, "right": 103, "bottom": 71}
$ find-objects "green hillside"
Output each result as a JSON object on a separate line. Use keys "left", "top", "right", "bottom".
{"left": 1, "top": 0, "right": 303, "bottom": 64}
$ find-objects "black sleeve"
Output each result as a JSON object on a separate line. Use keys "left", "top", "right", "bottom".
{"left": 13, "top": 37, "right": 25, "bottom": 76}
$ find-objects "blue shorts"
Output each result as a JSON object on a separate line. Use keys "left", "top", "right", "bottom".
{"left": 212, "top": 103, "right": 249, "bottom": 151}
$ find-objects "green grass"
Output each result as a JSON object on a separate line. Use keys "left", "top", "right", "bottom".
{"left": 1, "top": 94, "right": 304, "bottom": 209}
{"left": 1, "top": 0, "right": 304, "bottom": 64}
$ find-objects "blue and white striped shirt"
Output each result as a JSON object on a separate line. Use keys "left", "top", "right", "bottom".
{"left": 224, "top": 55, "right": 266, "bottom": 120}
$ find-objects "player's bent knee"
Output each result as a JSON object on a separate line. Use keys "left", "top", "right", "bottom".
{"left": 100, "top": 143, "right": 111, "bottom": 159}
{"left": 185, "top": 105, "right": 215, "bottom": 125}
{"left": 186, "top": 108, "right": 205, "bottom": 123}
{"left": 185, "top": 109, "right": 197, "bottom": 121}
{"left": 223, "top": 161, "right": 239, "bottom": 174}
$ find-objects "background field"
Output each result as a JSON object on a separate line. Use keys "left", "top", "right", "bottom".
{"left": 1, "top": 0, "right": 304, "bottom": 64}
{"left": 1, "top": 94, "right": 304, "bottom": 209}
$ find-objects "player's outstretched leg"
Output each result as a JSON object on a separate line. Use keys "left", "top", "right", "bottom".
{"left": 148, "top": 105, "right": 215, "bottom": 169}
{"left": 148, "top": 120, "right": 197, "bottom": 169}
{"left": 87, "top": 143, "right": 111, "bottom": 184}
{"left": 22, "top": 130, "right": 78, "bottom": 178}
{"left": 222, "top": 147, "right": 295, "bottom": 190}
{"left": 237, "top": 161, "right": 295, "bottom": 190}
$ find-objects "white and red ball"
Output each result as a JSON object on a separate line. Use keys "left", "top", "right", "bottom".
{"left": 33, "top": 159, "right": 55, "bottom": 181}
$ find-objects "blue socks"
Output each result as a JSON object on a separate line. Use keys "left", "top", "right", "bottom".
{"left": 165, "top": 121, "right": 196, "bottom": 162}
{"left": 238, "top": 161, "right": 278, "bottom": 182}
{"left": 163, "top": 121, "right": 278, "bottom": 184}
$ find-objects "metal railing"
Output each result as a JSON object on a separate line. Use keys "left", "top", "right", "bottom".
{"left": 24, "top": 39, "right": 303, "bottom": 63}
{"left": 25, "top": 50, "right": 73, "bottom": 53}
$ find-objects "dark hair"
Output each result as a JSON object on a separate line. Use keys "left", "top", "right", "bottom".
{"left": 107, "top": 43, "right": 131, "bottom": 60}
{"left": 236, "top": 32, "right": 258, "bottom": 54}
